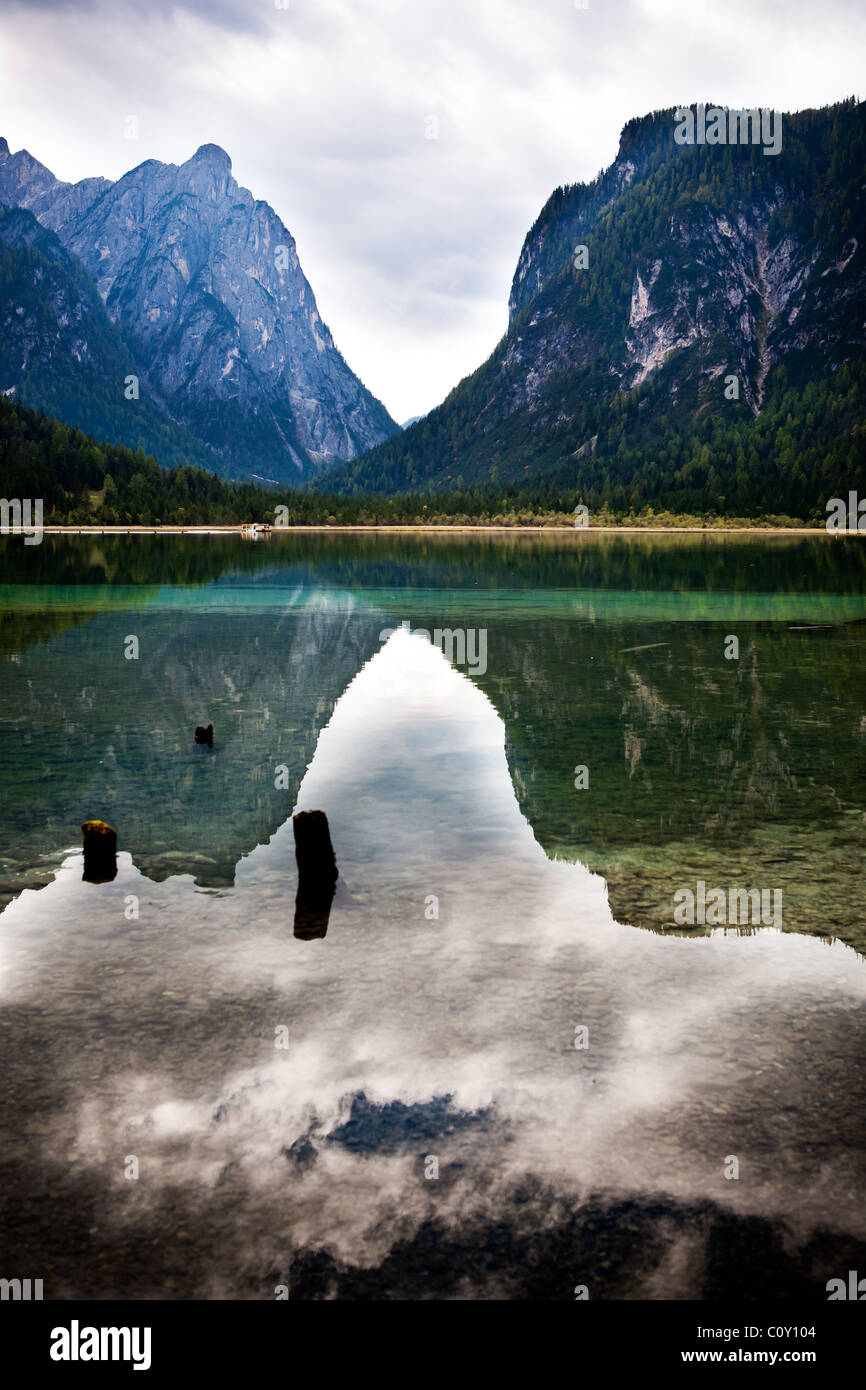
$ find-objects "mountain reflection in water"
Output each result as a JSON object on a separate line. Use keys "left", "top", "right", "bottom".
{"left": 0, "top": 532, "right": 864, "bottom": 1299}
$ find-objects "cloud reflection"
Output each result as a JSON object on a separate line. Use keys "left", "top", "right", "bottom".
{"left": 0, "top": 627, "right": 864, "bottom": 1296}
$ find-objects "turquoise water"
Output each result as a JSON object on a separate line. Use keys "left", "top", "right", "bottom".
{"left": 0, "top": 530, "right": 864, "bottom": 1298}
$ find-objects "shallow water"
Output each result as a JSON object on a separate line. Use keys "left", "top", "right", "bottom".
{"left": 0, "top": 531, "right": 864, "bottom": 1299}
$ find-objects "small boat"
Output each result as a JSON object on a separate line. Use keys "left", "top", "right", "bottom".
{"left": 240, "top": 522, "right": 272, "bottom": 540}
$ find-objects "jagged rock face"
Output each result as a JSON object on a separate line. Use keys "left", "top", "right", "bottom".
{"left": 507, "top": 152, "right": 640, "bottom": 324}
{"left": 620, "top": 204, "right": 842, "bottom": 412}
{"left": 0, "top": 137, "right": 112, "bottom": 232}
{"left": 0, "top": 139, "right": 397, "bottom": 479}
{"left": 0, "top": 206, "right": 125, "bottom": 374}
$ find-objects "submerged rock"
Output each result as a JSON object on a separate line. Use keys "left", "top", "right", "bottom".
{"left": 194, "top": 724, "right": 214, "bottom": 747}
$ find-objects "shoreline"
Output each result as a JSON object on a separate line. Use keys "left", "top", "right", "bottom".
{"left": 37, "top": 523, "right": 840, "bottom": 536}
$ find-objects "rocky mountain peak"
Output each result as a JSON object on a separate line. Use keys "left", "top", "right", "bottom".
{"left": 0, "top": 144, "right": 59, "bottom": 206}
{"left": 181, "top": 143, "right": 233, "bottom": 198}
{"left": 190, "top": 142, "right": 231, "bottom": 168}
{"left": 0, "top": 137, "right": 398, "bottom": 478}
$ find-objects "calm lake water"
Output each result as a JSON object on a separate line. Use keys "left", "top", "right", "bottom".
{"left": 0, "top": 530, "right": 865, "bottom": 1299}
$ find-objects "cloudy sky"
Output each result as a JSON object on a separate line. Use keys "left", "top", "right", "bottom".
{"left": 1, "top": 0, "right": 863, "bottom": 422}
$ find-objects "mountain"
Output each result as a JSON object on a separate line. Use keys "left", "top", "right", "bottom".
{"left": 0, "top": 206, "right": 219, "bottom": 473}
{"left": 323, "top": 100, "right": 866, "bottom": 516}
{"left": 0, "top": 137, "right": 398, "bottom": 480}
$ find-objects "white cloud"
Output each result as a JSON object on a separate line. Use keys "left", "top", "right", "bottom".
{"left": 1, "top": 0, "right": 863, "bottom": 421}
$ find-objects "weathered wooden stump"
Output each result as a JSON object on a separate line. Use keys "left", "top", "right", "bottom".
{"left": 194, "top": 723, "right": 214, "bottom": 747}
{"left": 81, "top": 819, "right": 118, "bottom": 883}
{"left": 293, "top": 810, "right": 338, "bottom": 940}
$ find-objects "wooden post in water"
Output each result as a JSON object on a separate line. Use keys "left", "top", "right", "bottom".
{"left": 81, "top": 819, "right": 118, "bottom": 883}
{"left": 293, "top": 810, "right": 338, "bottom": 940}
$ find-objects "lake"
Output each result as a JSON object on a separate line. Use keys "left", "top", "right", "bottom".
{"left": 0, "top": 530, "right": 864, "bottom": 1299}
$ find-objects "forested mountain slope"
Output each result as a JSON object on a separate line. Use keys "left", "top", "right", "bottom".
{"left": 324, "top": 100, "right": 866, "bottom": 517}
